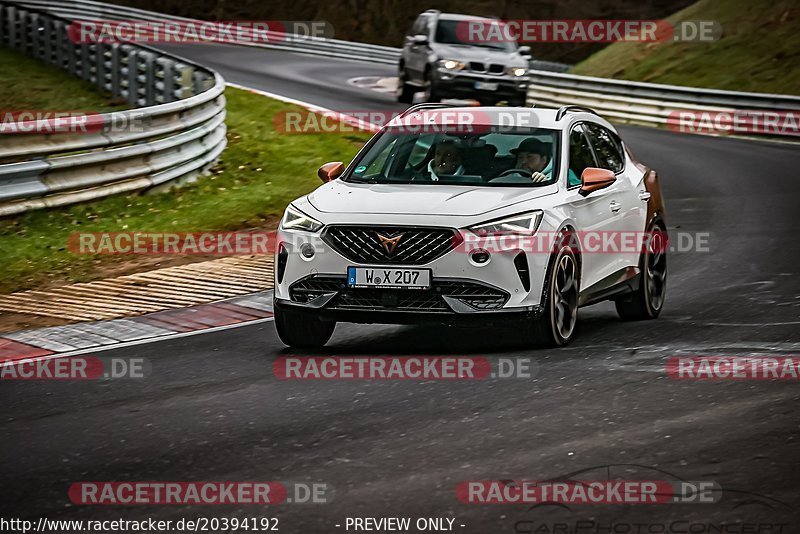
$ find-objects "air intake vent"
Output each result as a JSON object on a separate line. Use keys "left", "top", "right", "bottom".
{"left": 514, "top": 252, "right": 530, "bottom": 291}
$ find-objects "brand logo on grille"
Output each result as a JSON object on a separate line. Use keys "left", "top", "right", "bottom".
{"left": 376, "top": 232, "right": 403, "bottom": 255}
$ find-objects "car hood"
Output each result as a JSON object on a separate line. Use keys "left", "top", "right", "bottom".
{"left": 432, "top": 43, "right": 526, "bottom": 66}
{"left": 307, "top": 180, "right": 557, "bottom": 217}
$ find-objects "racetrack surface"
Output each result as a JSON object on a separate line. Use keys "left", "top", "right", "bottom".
{"left": 2, "top": 44, "right": 799, "bottom": 530}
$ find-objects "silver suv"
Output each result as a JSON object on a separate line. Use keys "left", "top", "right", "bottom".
{"left": 397, "top": 10, "right": 531, "bottom": 106}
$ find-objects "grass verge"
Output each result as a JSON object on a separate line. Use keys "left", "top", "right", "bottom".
{"left": 0, "top": 46, "right": 129, "bottom": 111}
{"left": 0, "top": 85, "right": 370, "bottom": 293}
{"left": 570, "top": 0, "right": 800, "bottom": 95}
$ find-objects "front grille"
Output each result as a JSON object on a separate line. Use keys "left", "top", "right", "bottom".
{"left": 469, "top": 62, "right": 505, "bottom": 75}
{"left": 322, "top": 226, "right": 457, "bottom": 265}
{"left": 289, "top": 276, "right": 509, "bottom": 312}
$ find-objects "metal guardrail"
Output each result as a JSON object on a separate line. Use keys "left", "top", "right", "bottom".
{"left": 2, "top": 1, "right": 797, "bottom": 218}
{"left": 24, "top": 0, "right": 797, "bottom": 135}
{"left": 527, "top": 71, "right": 800, "bottom": 133}
{"left": 9, "top": 0, "right": 574, "bottom": 71}
{"left": 0, "top": 1, "right": 226, "bottom": 217}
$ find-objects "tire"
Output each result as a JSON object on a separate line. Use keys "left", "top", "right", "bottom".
{"left": 274, "top": 307, "right": 336, "bottom": 348}
{"left": 615, "top": 222, "right": 668, "bottom": 320}
{"left": 396, "top": 68, "right": 415, "bottom": 104}
{"left": 524, "top": 232, "right": 580, "bottom": 347}
{"left": 508, "top": 96, "right": 526, "bottom": 107}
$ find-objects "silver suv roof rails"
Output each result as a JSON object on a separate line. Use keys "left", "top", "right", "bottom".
{"left": 555, "top": 105, "right": 599, "bottom": 121}
{"left": 397, "top": 102, "right": 457, "bottom": 119}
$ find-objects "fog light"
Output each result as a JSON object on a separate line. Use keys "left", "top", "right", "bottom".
{"left": 300, "top": 243, "right": 315, "bottom": 259}
{"left": 471, "top": 249, "right": 490, "bottom": 264}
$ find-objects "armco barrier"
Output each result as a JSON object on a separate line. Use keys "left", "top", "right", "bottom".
{"left": 3, "top": 1, "right": 798, "bottom": 217}
{"left": 15, "top": 0, "right": 799, "bottom": 135}
{"left": 0, "top": 0, "right": 226, "bottom": 216}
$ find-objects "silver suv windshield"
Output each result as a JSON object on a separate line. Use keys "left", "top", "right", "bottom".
{"left": 344, "top": 128, "right": 560, "bottom": 187}
{"left": 434, "top": 20, "right": 515, "bottom": 51}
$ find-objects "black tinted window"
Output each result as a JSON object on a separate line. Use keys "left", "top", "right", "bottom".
{"left": 568, "top": 125, "right": 596, "bottom": 185}
{"left": 586, "top": 123, "right": 624, "bottom": 172}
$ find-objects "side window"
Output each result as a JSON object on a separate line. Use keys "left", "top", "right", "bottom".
{"left": 568, "top": 125, "right": 596, "bottom": 187}
{"left": 586, "top": 123, "right": 624, "bottom": 173}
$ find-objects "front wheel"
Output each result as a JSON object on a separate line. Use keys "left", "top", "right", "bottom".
{"left": 524, "top": 240, "right": 580, "bottom": 347}
{"left": 615, "top": 222, "right": 667, "bottom": 320}
{"left": 274, "top": 307, "right": 336, "bottom": 348}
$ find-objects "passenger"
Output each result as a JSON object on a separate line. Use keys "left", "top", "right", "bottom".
{"left": 426, "top": 139, "right": 464, "bottom": 181}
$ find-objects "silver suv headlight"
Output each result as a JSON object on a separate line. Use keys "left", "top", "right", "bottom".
{"left": 469, "top": 210, "right": 543, "bottom": 236}
{"left": 507, "top": 67, "right": 527, "bottom": 77}
{"left": 280, "top": 205, "right": 324, "bottom": 233}
{"left": 438, "top": 59, "right": 466, "bottom": 71}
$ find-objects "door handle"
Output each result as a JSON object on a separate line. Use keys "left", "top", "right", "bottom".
{"left": 609, "top": 201, "right": 622, "bottom": 213}
{"left": 639, "top": 191, "right": 651, "bottom": 202}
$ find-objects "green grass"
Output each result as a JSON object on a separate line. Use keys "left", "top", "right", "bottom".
{"left": 0, "top": 86, "right": 370, "bottom": 293}
{"left": 0, "top": 47, "right": 129, "bottom": 111}
{"left": 570, "top": 0, "right": 800, "bottom": 95}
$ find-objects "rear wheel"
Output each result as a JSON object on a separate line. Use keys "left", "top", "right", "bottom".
{"left": 396, "top": 68, "right": 415, "bottom": 104}
{"left": 275, "top": 307, "right": 336, "bottom": 348}
{"left": 615, "top": 222, "right": 667, "bottom": 320}
{"left": 525, "top": 236, "right": 580, "bottom": 347}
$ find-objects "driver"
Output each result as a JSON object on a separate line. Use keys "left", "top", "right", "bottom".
{"left": 426, "top": 140, "right": 465, "bottom": 181}
{"left": 510, "top": 138, "right": 552, "bottom": 182}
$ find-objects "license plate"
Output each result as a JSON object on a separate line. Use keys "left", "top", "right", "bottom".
{"left": 475, "top": 81, "right": 498, "bottom": 91}
{"left": 347, "top": 267, "right": 431, "bottom": 289}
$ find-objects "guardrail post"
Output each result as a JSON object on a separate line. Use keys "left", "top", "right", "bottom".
{"left": 126, "top": 47, "right": 139, "bottom": 106}
{"left": 110, "top": 43, "right": 121, "bottom": 97}
{"left": 177, "top": 65, "right": 194, "bottom": 99}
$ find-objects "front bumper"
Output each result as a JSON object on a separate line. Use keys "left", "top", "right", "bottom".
{"left": 274, "top": 296, "right": 543, "bottom": 326}
{"left": 274, "top": 225, "right": 551, "bottom": 326}
{"left": 433, "top": 69, "right": 528, "bottom": 100}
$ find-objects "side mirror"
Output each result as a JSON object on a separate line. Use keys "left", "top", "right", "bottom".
{"left": 318, "top": 161, "right": 344, "bottom": 183}
{"left": 413, "top": 34, "right": 428, "bottom": 45}
{"left": 518, "top": 45, "right": 531, "bottom": 56}
{"left": 579, "top": 167, "right": 616, "bottom": 197}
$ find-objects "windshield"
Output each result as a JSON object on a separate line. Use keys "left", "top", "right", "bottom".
{"left": 435, "top": 19, "right": 515, "bottom": 51}
{"left": 344, "top": 128, "right": 561, "bottom": 187}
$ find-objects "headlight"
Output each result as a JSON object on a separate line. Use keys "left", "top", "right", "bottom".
{"left": 280, "top": 205, "right": 324, "bottom": 233}
{"left": 507, "top": 67, "right": 527, "bottom": 77}
{"left": 470, "top": 211, "right": 543, "bottom": 236}
{"left": 439, "top": 59, "right": 466, "bottom": 71}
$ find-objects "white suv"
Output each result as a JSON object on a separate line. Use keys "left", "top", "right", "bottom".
{"left": 273, "top": 104, "right": 667, "bottom": 348}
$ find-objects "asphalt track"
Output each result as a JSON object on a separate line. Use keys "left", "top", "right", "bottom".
{"left": 2, "top": 44, "right": 800, "bottom": 531}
